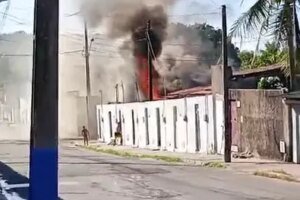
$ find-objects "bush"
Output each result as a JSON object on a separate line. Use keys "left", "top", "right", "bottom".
{"left": 257, "top": 76, "right": 284, "bottom": 89}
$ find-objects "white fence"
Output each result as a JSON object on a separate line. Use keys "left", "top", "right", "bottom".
{"left": 96, "top": 95, "right": 224, "bottom": 154}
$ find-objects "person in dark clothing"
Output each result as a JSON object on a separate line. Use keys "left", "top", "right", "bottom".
{"left": 82, "top": 126, "right": 90, "bottom": 146}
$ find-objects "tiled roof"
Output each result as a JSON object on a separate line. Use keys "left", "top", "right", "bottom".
{"left": 165, "top": 86, "right": 212, "bottom": 99}
{"left": 232, "top": 64, "right": 283, "bottom": 78}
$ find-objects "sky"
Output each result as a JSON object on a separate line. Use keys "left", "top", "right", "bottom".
{"left": 0, "top": 0, "right": 260, "bottom": 50}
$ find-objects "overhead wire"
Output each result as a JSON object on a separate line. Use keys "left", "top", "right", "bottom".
{"left": 0, "top": 0, "right": 10, "bottom": 32}
{"left": 65, "top": 10, "right": 221, "bottom": 19}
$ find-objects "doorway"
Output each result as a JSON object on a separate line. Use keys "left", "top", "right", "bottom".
{"left": 97, "top": 109, "right": 102, "bottom": 139}
{"left": 131, "top": 110, "right": 136, "bottom": 145}
{"left": 156, "top": 108, "right": 161, "bottom": 147}
{"left": 195, "top": 104, "right": 201, "bottom": 152}
{"left": 173, "top": 106, "right": 178, "bottom": 149}
{"left": 108, "top": 111, "right": 113, "bottom": 138}
{"left": 145, "top": 108, "right": 149, "bottom": 145}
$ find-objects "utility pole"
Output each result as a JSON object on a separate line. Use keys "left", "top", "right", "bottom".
{"left": 135, "top": 80, "right": 140, "bottom": 102}
{"left": 115, "top": 84, "right": 119, "bottom": 103}
{"left": 163, "top": 77, "right": 167, "bottom": 98}
{"left": 146, "top": 20, "right": 153, "bottom": 101}
{"left": 287, "top": 2, "right": 295, "bottom": 91}
{"left": 285, "top": 1, "right": 298, "bottom": 162}
{"left": 222, "top": 5, "right": 231, "bottom": 163}
{"left": 99, "top": 90, "right": 103, "bottom": 109}
{"left": 84, "top": 20, "right": 92, "bottom": 129}
{"left": 29, "top": 0, "right": 59, "bottom": 199}
{"left": 292, "top": 1, "right": 298, "bottom": 90}
{"left": 121, "top": 81, "right": 125, "bottom": 103}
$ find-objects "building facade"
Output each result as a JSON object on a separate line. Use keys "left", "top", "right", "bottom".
{"left": 96, "top": 95, "right": 224, "bottom": 154}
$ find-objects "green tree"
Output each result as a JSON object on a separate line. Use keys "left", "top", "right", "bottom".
{"left": 230, "top": 0, "right": 300, "bottom": 74}
{"left": 239, "top": 42, "right": 288, "bottom": 69}
{"left": 230, "top": 0, "right": 300, "bottom": 45}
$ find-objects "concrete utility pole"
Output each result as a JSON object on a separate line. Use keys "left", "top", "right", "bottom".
{"left": 84, "top": 20, "right": 92, "bottom": 129}
{"left": 135, "top": 80, "right": 140, "bottom": 102}
{"left": 99, "top": 90, "right": 103, "bottom": 108}
{"left": 222, "top": 5, "right": 232, "bottom": 163}
{"left": 291, "top": 1, "right": 298, "bottom": 90}
{"left": 146, "top": 20, "right": 154, "bottom": 101}
{"left": 121, "top": 81, "right": 125, "bottom": 103}
{"left": 29, "top": 0, "right": 59, "bottom": 199}
{"left": 115, "top": 84, "right": 119, "bottom": 103}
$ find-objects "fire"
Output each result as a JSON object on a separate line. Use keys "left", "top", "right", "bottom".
{"left": 136, "top": 55, "right": 161, "bottom": 100}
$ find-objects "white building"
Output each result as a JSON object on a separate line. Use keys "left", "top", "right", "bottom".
{"left": 96, "top": 93, "right": 225, "bottom": 155}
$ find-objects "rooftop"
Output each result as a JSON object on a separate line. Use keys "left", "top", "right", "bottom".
{"left": 232, "top": 64, "right": 284, "bottom": 78}
{"left": 166, "top": 86, "right": 212, "bottom": 99}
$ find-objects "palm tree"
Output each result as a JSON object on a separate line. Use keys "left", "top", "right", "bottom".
{"left": 230, "top": 0, "right": 300, "bottom": 75}
{"left": 230, "top": 0, "right": 299, "bottom": 45}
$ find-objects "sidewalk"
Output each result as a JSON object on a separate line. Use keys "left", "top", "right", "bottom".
{"left": 71, "top": 140, "right": 300, "bottom": 182}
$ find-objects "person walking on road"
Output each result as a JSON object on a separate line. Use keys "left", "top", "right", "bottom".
{"left": 82, "top": 126, "right": 90, "bottom": 146}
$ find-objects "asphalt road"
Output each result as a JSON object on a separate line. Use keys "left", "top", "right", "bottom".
{"left": 0, "top": 141, "right": 300, "bottom": 200}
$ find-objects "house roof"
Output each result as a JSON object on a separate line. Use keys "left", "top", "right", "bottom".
{"left": 166, "top": 86, "right": 212, "bottom": 99}
{"left": 232, "top": 64, "right": 284, "bottom": 78}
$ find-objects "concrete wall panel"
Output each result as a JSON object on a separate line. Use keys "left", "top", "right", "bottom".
{"left": 97, "top": 95, "right": 219, "bottom": 154}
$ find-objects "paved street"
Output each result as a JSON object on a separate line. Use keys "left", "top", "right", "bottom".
{"left": 1, "top": 141, "right": 300, "bottom": 200}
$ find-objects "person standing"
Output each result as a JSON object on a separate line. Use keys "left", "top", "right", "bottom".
{"left": 82, "top": 126, "right": 90, "bottom": 146}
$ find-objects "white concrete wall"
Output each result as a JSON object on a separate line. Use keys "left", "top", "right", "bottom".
{"left": 215, "top": 98, "right": 225, "bottom": 155}
{"left": 96, "top": 95, "right": 221, "bottom": 154}
{"left": 292, "top": 105, "right": 300, "bottom": 163}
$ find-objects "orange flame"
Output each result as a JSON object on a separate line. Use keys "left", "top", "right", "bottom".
{"left": 136, "top": 55, "right": 161, "bottom": 100}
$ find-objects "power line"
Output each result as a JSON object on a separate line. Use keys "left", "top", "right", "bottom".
{"left": 0, "top": 50, "right": 84, "bottom": 57}
{"left": 0, "top": 53, "right": 31, "bottom": 57}
{"left": 60, "top": 49, "right": 83, "bottom": 54}
{"left": 168, "top": 12, "right": 221, "bottom": 18}
{"left": 90, "top": 53, "right": 217, "bottom": 62}
{"left": 65, "top": 11, "right": 221, "bottom": 19}
{"left": 0, "top": 11, "right": 26, "bottom": 22}
{"left": 0, "top": 0, "right": 10, "bottom": 31}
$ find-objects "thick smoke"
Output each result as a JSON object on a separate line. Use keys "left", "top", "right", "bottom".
{"left": 80, "top": 0, "right": 175, "bottom": 99}
{"left": 0, "top": 31, "right": 32, "bottom": 140}
{"left": 80, "top": 0, "right": 240, "bottom": 97}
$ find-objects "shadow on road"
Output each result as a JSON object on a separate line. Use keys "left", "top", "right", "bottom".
{"left": 0, "top": 161, "right": 63, "bottom": 200}
{"left": 0, "top": 161, "right": 29, "bottom": 199}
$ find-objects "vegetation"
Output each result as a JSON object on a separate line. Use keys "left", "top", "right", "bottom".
{"left": 254, "top": 169, "right": 298, "bottom": 182}
{"left": 201, "top": 161, "right": 227, "bottom": 169}
{"left": 239, "top": 42, "right": 287, "bottom": 69}
{"left": 230, "top": 0, "right": 300, "bottom": 46}
{"left": 257, "top": 76, "right": 284, "bottom": 89}
{"left": 230, "top": 0, "right": 300, "bottom": 74}
{"left": 83, "top": 145, "right": 183, "bottom": 163}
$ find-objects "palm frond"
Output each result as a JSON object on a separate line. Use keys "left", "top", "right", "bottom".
{"left": 270, "top": 5, "right": 288, "bottom": 45}
{"left": 229, "top": 0, "right": 272, "bottom": 38}
{"left": 295, "top": 10, "right": 300, "bottom": 47}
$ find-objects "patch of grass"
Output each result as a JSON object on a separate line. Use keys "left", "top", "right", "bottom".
{"left": 141, "top": 154, "right": 183, "bottom": 163}
{"left": 202, "top": 161, "right": 226, "bottom": 169}
{"left": 254, "top": 170, "right": 298, "bottom": 182}
{"left": 82, "top": 145, "right": 183, "bottom": 163}
{"left": 271, "top": 169, "right": 291, "bottom": 176}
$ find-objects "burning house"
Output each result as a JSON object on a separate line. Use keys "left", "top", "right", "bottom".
{"left": 57, "top": 0, "right": 241, "bottom": 143}
{"left": 73, "top": 0, "right": 228, "bottom": 153}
